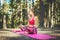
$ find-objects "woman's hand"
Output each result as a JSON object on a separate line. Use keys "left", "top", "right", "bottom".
{"left": 24, "top": 31, "right": 28, "bottom": 34}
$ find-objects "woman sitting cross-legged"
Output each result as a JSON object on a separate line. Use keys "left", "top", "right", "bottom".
{"left": 20, "top": 8, "right": 37, "bottom": 34}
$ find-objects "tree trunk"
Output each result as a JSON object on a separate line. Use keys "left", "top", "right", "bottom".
{"left": 51, "top": 2, "right": 54, "bottom": 28}
{"left": 55, "top": 0, "right": 58, "bottom": 24}
{"left": 39, "top": 0, "right": 45, "bottom": 27}
{"left": 48, "top": 3, "right": 51, "bottom": 28}
{"left": 3, "top": 15, "right": 7, "bottom": 29}
{"left": 11, "top": 16, "right": 14, "bottom": 28}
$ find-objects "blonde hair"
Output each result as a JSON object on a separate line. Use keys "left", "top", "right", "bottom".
{"left": 28, "top": 8, "right": 34, "bottom": 17}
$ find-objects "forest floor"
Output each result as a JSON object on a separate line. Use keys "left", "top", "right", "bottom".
{"left": 0, "top": 28, "right": 60, "bottom": 40}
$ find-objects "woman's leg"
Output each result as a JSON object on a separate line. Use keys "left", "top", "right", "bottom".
{"left": 34, "top": 27, "right": 37, "bottom": 34}
{"left": 20, "top": 25, "right": 28, "bottom": 31}
{"left": 26, "top": 26, "right": 37, "bottom": 34}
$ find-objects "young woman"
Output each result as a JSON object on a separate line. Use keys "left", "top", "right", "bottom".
{"left": 20, "top": 8, "right": 37, "bottom": 34}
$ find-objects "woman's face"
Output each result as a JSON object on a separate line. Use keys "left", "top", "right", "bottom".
{"left": 28, "top": 10, "right": 33, "bottom": 15}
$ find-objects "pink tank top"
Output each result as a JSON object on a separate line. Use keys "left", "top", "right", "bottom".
{"left": 28, "top": 17, "right": 35, "bottom": 25}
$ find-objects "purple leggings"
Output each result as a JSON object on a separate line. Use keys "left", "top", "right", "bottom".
{"left": 20, "top": 26, "right": 37, "bottom": 34}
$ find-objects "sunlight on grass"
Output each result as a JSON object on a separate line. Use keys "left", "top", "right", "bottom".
{"left": 0, "top": 31, "right": 21, "bottom": 37}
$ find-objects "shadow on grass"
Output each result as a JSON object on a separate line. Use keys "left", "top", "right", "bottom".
{"left": 0, "top": 36, "right": 57, "bottom": 40}
{"left": 0, "top": 35, "right": 35, "bottom": 40}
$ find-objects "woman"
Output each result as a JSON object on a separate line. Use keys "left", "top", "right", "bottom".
{"left": 26, "top": 9, "right": 37, "bottom": 34}
{"left": 20, "top": 8, "right": 37, "bottom": 34}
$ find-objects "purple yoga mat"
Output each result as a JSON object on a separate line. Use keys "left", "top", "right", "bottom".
{"left": 26, "top": 34, "right": 55, "bottom": 39}
{"left": 12, "top": 30, "right": 56, "bottom": 40}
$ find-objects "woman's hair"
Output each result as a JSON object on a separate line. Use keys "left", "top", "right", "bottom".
{"left": 29, "top": 8, "right": 35, "bottom": 16}
{"left": 30, "top": 8, "right": 34, "bottom": 13}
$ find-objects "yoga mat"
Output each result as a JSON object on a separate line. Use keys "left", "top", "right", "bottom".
{"left": 12, "top": 30, "right": 56, "bottom": 40}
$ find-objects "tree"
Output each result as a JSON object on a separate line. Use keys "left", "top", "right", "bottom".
{"left": 0, "top": 9, "right": 3, "bottom": 29}
{"left": 2, "top": 2, "right": 9, "bottom": 29}
{"left": 10, "top": 0, "right": 27, "bottom": 27}
{"left": 39, "top": 0, "right": 45, "bottom": 27}
{"left": 46, "top": 0, "right": 56, "bottom": 28}
{"left": 10, "top": 0, "right": 21, "bottom": 27}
